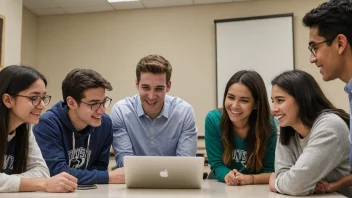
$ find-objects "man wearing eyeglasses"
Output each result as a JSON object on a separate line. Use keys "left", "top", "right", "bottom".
{"left": 299, "top": 0, "right": 352, "bottom": 195}
{"left": 33, "top": 68, "right": 125, "bottom": 185}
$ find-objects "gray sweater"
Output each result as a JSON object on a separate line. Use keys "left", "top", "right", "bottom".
{"left": 274, "top": 113, "right": 351, "bottom": 196}
{"left": 0, "top": 130, "right": 50, "bottom": 192}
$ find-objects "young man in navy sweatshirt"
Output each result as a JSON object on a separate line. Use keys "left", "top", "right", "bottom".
{"left": 33, "top": 68, "right": 125, "bottom": 185}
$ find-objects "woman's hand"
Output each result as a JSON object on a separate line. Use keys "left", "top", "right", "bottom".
{"left": 232, "top": 169, "right": 253, "bottom": 185}
{"left": 315, "top": 180, "right": 326, "bottom": 194}
{"left": 315, "top": 180, "right": 337, "bottom": 194}
{"left": 43, "top": 172, "right": 78, "bottom": 193}
{"left": 224, "top": 170, "right": 239, "bottom": 185}
{"left": 225, "top": 169, "right": 253, "bottom": 185}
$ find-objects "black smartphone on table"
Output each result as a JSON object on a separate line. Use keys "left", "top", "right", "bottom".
{"left": 77, "top": 184, "right": 98, "bottom": 190}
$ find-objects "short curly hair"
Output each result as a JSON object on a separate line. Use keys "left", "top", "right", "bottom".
{"left": 303, "top": 0, "right": 352, "bottom": 47}
{"left": 62, "top": 68, "right": 112, "bottom": 103}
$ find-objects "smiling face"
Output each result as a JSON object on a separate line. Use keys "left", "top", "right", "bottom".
{"left": 136, "top": 72, "right": 171, "bottom": 119}
{"left": 7, "top": 79, "right": 47, "bottom": 125}
{"left": 67, "top": 87, "right": 107, "bottom": 131}
{"left": 224, "top": 83, "right": 256, "bottom": 127}
{"left": 309, "top": 27, "right": 345, "bottom": 81}
{"left": 271, "top": 85, "right": 301, "bottom": 128}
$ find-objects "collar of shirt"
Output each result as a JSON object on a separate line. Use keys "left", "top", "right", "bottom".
{"left": 344, "top": 78, "right": 352, "bottom": 95}
{"left": 136, "top": 95, "right": 170, "bottom": 119}
{"left": 8, "top": 132, "right": 16, "bottom": 142}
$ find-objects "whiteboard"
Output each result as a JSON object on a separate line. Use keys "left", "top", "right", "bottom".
{"left": 215, "top": 14, "right": 294, "bottom": 108}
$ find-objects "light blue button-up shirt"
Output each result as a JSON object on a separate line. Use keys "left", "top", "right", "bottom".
{"left": 111, "top": 95, "right": 197, "bottom": 167}
{"left": 344, "top": 78, "right": 352, "bottom": 169}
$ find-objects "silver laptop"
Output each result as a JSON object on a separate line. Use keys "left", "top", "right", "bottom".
{"left": 124, "top": 156, "right": 204, "bottom": 189}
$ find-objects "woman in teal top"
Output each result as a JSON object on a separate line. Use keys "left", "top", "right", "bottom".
{"left": 205, "top": 70, "right": 277, "bottom": 185}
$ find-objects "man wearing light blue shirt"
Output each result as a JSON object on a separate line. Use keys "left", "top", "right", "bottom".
{"left": 111, "top": 54, "right": 197, "bottom": 168}
{"left": 301, "top": 0, "right": 352, "bottom": 194}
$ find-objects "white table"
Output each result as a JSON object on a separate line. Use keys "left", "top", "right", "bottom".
{"left": 1, "top": 180, "right": 345, "bottom": 198}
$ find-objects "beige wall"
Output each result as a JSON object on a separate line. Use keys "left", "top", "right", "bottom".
{"left": 21, "top": 7, "right": 38, "bottom": 68}
{"left": 27, "top": 0, "right": 348, "bottom": 136}
{"left": 0, "top": 0, "right": 23, "bottom": 67}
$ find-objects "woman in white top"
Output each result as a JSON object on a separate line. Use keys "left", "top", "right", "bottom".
{"left": 0, "top": 65, "right": 77, "bottom": 193}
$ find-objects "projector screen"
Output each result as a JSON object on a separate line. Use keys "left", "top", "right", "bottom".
{"left": 215, "top": 14, "right": 294, "bottom": 108}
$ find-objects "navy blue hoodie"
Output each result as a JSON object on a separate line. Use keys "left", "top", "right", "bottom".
{"left": 33, "top": 101, "right": 112, "bottom": 184}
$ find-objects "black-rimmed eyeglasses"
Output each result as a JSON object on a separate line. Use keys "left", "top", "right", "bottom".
{"left": 80, "top": 97, "right": 112, "bottom": 111}
{"left": 15, "top": 95, "right": 52, "bottom": 106}
{"left": 308, "top": 37, "right": 336, "bottom": 57}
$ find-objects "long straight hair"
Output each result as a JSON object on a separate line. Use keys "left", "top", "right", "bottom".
{"left": 221, "top": 70, "right": 273, "bottom": 173}
{"left": 0, "top": 65, "right": 47, "bottom": 174}
{"left": 271, "top": 70, "right": 349, "bottom": 145}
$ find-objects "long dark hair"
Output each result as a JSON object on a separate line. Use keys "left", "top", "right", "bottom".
{"left": 221, "top": 70, "right": 273, "bottom": 173}
{"left": 0, "top": 65, "right": 47, "bottom": 174}
{"left": 271, "top": 70, "right": 349, "bottom": 145}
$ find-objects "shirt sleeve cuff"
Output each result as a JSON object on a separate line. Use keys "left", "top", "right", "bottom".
{"left": 97, "top": 171, "right": 109, "bottom": 184}
{"left": 274, "top": 177, "right": 284, "bottom": 194}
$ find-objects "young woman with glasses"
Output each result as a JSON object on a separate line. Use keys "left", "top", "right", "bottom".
{"left": 0, "top": 65, "right": 77, "bottom": 192}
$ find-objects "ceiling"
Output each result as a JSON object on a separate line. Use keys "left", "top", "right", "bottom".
{"left": 23, "top": 0, "right": 253, "bottom": 16}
